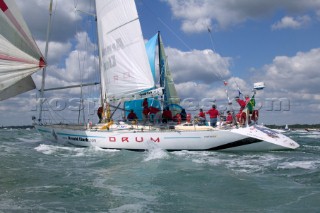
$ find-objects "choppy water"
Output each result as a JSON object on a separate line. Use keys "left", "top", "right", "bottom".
{"left": 0, "top": 128, "right": 319, "bottom": 212}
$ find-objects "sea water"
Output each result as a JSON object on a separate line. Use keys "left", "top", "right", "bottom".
{"left": 0, "top": 128, "right": 319, "bottom": 212}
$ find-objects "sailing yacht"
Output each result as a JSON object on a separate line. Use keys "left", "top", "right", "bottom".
{"left": 1, "top": 0, "right": 300, "bottom": 151}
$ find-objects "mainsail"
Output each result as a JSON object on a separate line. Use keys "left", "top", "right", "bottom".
{"left": 95, "top": 0, "right": 155, "bottom": 100}
{"left": 0, "top": 0, "right": 45, "bottom": 101}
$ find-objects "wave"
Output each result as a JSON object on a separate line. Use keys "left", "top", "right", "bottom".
{"left": 34, "top": 144, "right": 119, "bottom": 156}
{"left": 277, "top": 161, "right": 319, "bottom": 170}
{"left": 143, "top": 140, "right": 170, "bottom": 161}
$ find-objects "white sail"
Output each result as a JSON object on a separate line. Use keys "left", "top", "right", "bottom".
{"left": 95, "top": 0, "right": 154, "bottom": 100}
{"left": 0, "top": 0, "right": 45, "bottom": 101}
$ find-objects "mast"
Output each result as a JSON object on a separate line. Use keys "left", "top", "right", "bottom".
{"left": 38, "top": 0, "right": 53, "bottom": 122}
{"left": 93, "top": 1, "right": 104, "bottom": 108}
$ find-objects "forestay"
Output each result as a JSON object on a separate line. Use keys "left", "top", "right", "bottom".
{"left": 95, "top": 0, "right": 154, "bottom": 100}
{"left": 0, "top": 0, "right": 45, "bottom": 101}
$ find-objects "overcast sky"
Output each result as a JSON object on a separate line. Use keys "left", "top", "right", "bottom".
{"left": 1, "top": 0, "right": 320, "bottom": 126}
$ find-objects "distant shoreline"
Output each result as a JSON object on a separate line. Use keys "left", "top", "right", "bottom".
{"left": 265, "top": 124, "right": 320, "bottom": 129}
{"left": 0, "top": 125, "right": 34, "bottom": 129}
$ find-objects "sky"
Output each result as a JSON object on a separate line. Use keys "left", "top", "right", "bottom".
{"left": 1, "top": 0, "right": 320, "bottom": 126}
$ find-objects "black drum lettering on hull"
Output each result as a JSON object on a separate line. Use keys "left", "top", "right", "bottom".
{"left": 209, "top": 137, "right": 263, "bottom": 150}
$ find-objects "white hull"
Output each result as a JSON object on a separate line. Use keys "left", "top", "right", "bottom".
{"left": 35, "top": 124, "right": 299, "bottom": 151}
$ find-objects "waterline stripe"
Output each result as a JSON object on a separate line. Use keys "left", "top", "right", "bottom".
{"left": 164, "top": 137, "right": 201, "bottom": 139}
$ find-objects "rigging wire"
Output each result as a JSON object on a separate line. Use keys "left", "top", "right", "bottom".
{"left": 73, "top": 2, "right": 85, "bottom": 124}
{"left": 140, "top": 1, "right": 231, "bottom": 96}
{"left": 73, "top": 0, "right": 101, "bottom": 123}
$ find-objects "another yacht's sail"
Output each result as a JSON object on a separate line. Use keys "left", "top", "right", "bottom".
{"left": 0, "top": 0, "right": 45, "bottom": 101}
{"left": 95, "top": 0, "right": 154, "bottom": 100}
{"left": 158, "top": 34, "right": 180, "bottom": 107}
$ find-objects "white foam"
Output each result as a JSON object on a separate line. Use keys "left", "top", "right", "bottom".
{"left": 35, "top": 143, "right": 121, "bottom": 157}
{"left": 277, "top": 161, "right": 318, "bottom": 170}
{"left": 34, "top": 144, "right": 57, "bottom": 155}
{"left": 109, "top": 203, "right": 145, "bottom": 213}
{"left": 175, "top": 151, "right": 289, "bottom": 174}
{"left": 144, "top": 147, "right": 169, "bottom": 161}
{"left": 143, "top": 140, "right": 170, "bottom": 161}
{"left": 17, "top": 137, "right": 41, "bottom": 143}
{"left": 89, "top": 145, "right": 120, "bottom": 153}
{"left": 303, "top": 134, "right": 320, "bottom": 139}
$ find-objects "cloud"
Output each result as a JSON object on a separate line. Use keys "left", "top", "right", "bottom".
{"left": 32, "top": 31, "right": 99, "bottom": 98}
{"left": 271, "top": 16, "right": 311, "bottom": 30}
{"left": 165, "top": 48, "right": 231, "bottom": 84}
{"left": 261, "top": 48, "right": 320, "bottom": 95}
{"left": 164, "top": 0, "right": 320, "bottom": 32}
{"left": 250, "top": 48, "right": 320, "bottom": 124}
{"left": 37, "top": 40, "right": 72, "bottom": 66}
{"left": 16, "top": 0, "right": 93, "bottom": 42}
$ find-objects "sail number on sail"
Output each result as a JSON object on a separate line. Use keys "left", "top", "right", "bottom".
{"left": 103, "top": 38, "right": 124, "bottom": 69}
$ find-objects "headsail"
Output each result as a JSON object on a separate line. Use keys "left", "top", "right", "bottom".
{"left": 0, "top": 0, "right": 45, "bottom": 101}
{"left": 158, "top": 33, "right": 180, "bottom": 107}
{"left": 95, "top": 0, "right": 154, "bottom": 100}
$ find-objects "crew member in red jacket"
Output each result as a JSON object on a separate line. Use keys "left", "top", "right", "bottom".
{"left": 235, "top": 96, "right": 246, "bottom": 112}
{"left": 226, "top": 111, "right": 233, "bottom": 124}
{"left": 127, "top": 109, "right": 138, "bottom": 121}
{"left": 206, "top": 105, "right": 219, "bottom": 127}
{"left": 198, "top": 108, "right": 206, "bottom": 124}
{"left": 149, "top": 106, "right": 161, "bottom": 123}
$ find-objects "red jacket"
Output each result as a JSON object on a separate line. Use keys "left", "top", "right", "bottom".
{"left": 142, "top": 107, "right": 149, "bottom": 115}
{"left": 236, "top": 99, "right": 246, "bottom": 110}
{"left": 226, "top": 114, "right": 233, "bottom": 123}
{"left": 149, "top": 106, "right": 160, "bottom": 114}
{"left": 162, "top": 110, "right": 172, "bottom": 119}
{"left": 198, "top": 111, "right": 205, "bottom": 118}
{"left": 127, "top": 112, "right": 137, "bottom": 120}
{"left": 206, "top": 108, "right": 219, "bottom": 118}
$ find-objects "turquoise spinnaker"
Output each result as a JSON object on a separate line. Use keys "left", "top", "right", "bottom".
{"left": 145, "top": 33, "right": 158, "bottom": 82}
